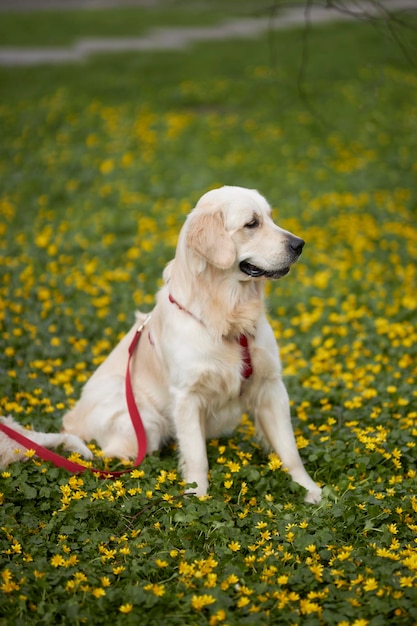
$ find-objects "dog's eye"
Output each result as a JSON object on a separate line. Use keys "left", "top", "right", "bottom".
{"left": 245, "top": 218, "right": 260, "bottom": 229}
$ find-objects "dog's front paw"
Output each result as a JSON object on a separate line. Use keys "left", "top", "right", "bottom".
{"left": 184, "top": 474, "right": 208, "bottom": 497}
{"left": 304, "top": 485, "right": 322, "bottom": 505}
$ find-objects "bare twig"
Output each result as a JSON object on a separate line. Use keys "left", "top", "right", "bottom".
{"left": 262, "top": 0, "right": 417, "bottom": 127}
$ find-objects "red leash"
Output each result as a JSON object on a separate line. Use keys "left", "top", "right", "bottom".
{"left": 1, "top": 304, "right": 251, "bottom": 475}
{"left": 0, "top": 317, "right": 150, "bottom": 478}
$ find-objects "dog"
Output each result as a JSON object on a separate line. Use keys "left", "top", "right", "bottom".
{"left": 62, "top": 186, "right": 321, "bottom": 503}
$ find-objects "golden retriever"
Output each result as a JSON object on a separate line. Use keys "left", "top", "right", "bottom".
{"left": 62, "top": 185, "right": 322, "bottom": 503}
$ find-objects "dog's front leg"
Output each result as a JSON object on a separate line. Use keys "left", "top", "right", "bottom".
{"left": 173, "top": 392, "right": 209, "bottom": 496}
{"left": 254, "top": 379, "right": 322, "bottom": 504}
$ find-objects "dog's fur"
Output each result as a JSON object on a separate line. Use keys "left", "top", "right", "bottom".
{"left": 61, "top": 185, "right": 321, "bottom": 503}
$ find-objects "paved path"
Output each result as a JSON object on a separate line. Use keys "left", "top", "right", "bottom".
{"left": 0, "top": 0, "right": 415, "bottom": 66}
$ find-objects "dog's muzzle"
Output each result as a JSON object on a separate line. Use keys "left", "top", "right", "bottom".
{"left": 239, "top": 235, "right": 305, "bottom": 279}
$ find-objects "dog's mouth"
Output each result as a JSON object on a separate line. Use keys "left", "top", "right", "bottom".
{"left": 239, "top": 261, "right": 290, "bottom": 279}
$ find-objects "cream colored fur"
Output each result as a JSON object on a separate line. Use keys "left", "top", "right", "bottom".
{"left": 60, "top": 185, "right": 322, "bottom": 502}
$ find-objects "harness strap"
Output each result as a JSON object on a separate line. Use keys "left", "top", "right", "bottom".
{"left": 239, "top": 334, "right": 253, "bottom": 379}
{"left": 168, "top": 293, "right": 204, "bottom": 325}
{"left": 0, "top": 317, "right": 150, "bottom": 478}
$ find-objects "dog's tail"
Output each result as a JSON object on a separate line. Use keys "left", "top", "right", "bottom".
{"left": 0, "top": 415, "right": 93, "bottom": 468}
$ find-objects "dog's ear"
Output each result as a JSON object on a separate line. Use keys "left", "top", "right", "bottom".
{"left": 186, "top": 211, "right": 236, "bottom": 270}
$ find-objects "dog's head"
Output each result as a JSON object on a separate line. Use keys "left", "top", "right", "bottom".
{"left": 183, "top": 185, "right": 304, "bottom": 279}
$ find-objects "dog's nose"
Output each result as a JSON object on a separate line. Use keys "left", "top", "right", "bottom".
{"left": 288, "top": 235, "right": 305, "bottom": 255}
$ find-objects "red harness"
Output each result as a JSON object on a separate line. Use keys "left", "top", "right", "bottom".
{"left": 0, "top": 296, "right": 253, "bottom": 475}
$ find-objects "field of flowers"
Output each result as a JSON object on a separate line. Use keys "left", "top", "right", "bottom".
{"left": 0, "top": 7, "right": 416, "bottom": 625}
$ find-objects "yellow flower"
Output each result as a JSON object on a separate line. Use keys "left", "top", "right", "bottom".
{"left": 144, "top": 583, "right": 165, "bottom": 597}
{"left": 256, "top": 521, "right": 268, "bottom": 530}
{"left": 363, "top": 578, "right": 378, "bottom": 592}
{"left": 130, "top": 469, "right": 145, "bottom": 479}
{"left": 226, "top": 461, "right": 240, "bottom": 473}
{"left": 1, "top": 569, "right": 13, "bottom": 583}
{"left": 225, "top": 574, "right": 239, "bottom": 586}
{"left": 100, "top": 159, "right": 114, "bottom": 175}
{"left": 260, "top": 530, "right": 271, "bottom": 541}
{"left": 1, "top": 578, "right": 20, "bottom": 593}
{"left": 191, "top": 594, "right": 216, "bottom": 611}
{"left": 64, "top": 555, "right": 79, "bottom": 567}
{"left": 403, "top": 553, "right": 417, "bottom": 572}
{"left": 205, "top": 573, "right": 218, "bottom": 588}
{"left": 65, "top": 580, "right": 77, "bottom": 592}
{"left": 309, "top": 563, "right": 324, "bottom": 582}
{"left": 299, "top": 598, "right": 322, "bottom": 615}
{"left": 296, "top": 435, "right": 309, "bottom": 449}
{"left": 209, "top": 609, "right": 227, "bottom": 625}
{"left": 119, "top": 604, "right": 133, "bottom": 613}
{"left": 228, "top": 541, "right": 241, "bottom": 552}
{"left": 337, "top": 546, "right": 354, "bottom": 561}
{"left": 11, "top": 540, "right": 22, "bottom": 553}
{"left": 268, "top": 453, "right": 282, "bottom": 471}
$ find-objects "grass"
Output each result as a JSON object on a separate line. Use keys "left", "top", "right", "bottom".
{"left": 1, "top": 4, "right": 417, "bottom": 625}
